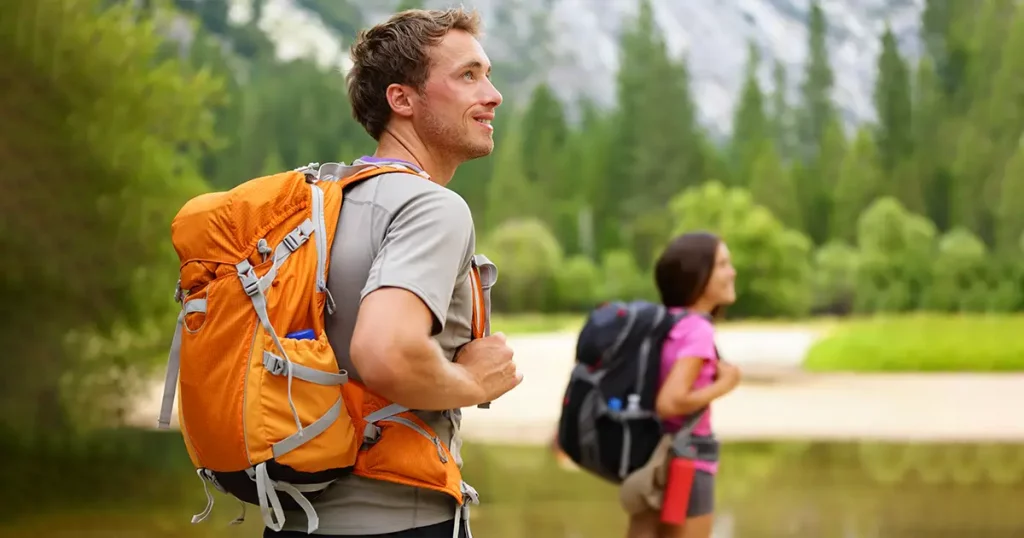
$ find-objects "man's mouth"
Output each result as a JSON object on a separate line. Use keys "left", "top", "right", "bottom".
{"left": 473, "top": 113, "right": 494, "bottom": 131}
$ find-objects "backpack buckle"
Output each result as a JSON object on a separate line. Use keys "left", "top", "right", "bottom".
{"left": 238, "top": 266, "right": 260, "bottom": 297}
{"left": 362, "top": 423, "right": 382, "bottom": 446}
{"left": 283, "top": 233, "right": 302, "bottom": 252}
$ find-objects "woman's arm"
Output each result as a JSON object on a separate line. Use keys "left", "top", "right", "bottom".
{"left": 655, "top": 358, "right": 741, "bottom": 418}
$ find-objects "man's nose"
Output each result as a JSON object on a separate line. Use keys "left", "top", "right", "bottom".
{"left": 482, "top": 78, "right": 502, "bottom": 107}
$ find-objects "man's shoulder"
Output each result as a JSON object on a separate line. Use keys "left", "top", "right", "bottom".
{"left": 350, "top": 171, "right": 471, "bottom": 218}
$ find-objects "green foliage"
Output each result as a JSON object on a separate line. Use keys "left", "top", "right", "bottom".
{"left": 810, "top": 241, "right": 860, "bottom": 314}
{"left": 488, "top": 313, "right": 586, "bottom": 335}
{"left": 12, "top": 0, "right": 1024, "bottom": 435}
{"left": 555, "top": 256, "right": 602, "bottom": 312}
{"left": 854, "top": 197, "right": 938, "bottom": 312}
{"left": 483, "top": 219, "right": 565, "bottom": 313}
{"left": 598, "top": 249, "right": 656, "bottom": 303}
{"left": 804, "top": 314, "right": 1024, "bottom": 371}
{"left": 0, "top": 0, "right": 221, "bottom": 438}
{"left": 668, "top": 182, "right": 814, "bottom": 318}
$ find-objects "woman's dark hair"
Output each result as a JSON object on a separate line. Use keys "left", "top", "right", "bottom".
{"left": 653, "top": 231, "right": 723, "bottom": 317}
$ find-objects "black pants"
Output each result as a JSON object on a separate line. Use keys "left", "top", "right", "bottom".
{"left": 264, "top": 519, "right": 468, "bottom": 538}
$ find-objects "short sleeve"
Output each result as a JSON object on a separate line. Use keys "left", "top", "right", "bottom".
{"left": 361, "top": 187, "right": 474, "bottom": 332}
{"left": 663, "top": 316, "right": 717, "bottom": 363}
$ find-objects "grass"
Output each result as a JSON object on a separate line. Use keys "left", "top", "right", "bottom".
{"left": 488, "top": 311, "right": 837, "bottom": 336}
{"left": 491, "top": 311, "right": 1024, "bottom": 372}
{"left": 489, "top": 312, "right": 586, "bottom": 335}
{"left": 803, "top": 313, "right": 1024, "bottom": 372}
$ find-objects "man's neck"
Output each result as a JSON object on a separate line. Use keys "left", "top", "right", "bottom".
{"left": 373, "top": 131, "right": 457, "bottom": 186}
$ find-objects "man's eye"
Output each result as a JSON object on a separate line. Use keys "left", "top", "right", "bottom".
{"left": 463, "top": 71, "right": 475, "bottom": 80}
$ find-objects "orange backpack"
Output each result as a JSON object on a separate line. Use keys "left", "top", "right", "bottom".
{"left": 157, "top": 161, "right": 495, "bottom": 534}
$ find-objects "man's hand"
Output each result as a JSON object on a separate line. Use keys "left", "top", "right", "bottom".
{"left": 455, "top": 332, "right": 522, "bottom": 404}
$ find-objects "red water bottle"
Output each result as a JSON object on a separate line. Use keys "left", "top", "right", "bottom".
{"left": 660, "top": 456, "right": 696, "bottom": 525}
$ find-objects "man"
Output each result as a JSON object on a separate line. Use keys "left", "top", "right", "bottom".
{"left": 265, "top": 7, "right": 521, "bottom": 538}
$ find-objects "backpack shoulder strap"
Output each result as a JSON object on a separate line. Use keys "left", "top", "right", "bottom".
{"left": 668, "top": 327, "right": 722, "bottom": 454}
{"left": 318, "top": 161, "right": 491, "bottom": 338}
{"left": 469, "top": 257, "right": 496, "bottom": 410}
{"left": 468, "top": 254, "right": 497, "bottom": 339}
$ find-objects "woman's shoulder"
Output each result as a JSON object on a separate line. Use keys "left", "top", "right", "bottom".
{"left": 667, "top": 311, "right": 715, "bottom": 340}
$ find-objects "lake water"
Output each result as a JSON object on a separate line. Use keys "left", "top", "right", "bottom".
{"left": 4, "top": 430, "right": 1024, "bottom": 537}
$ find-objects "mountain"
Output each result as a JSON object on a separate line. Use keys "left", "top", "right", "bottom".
{"left": 231, "top": 0, "right": 926, "bottom": 137}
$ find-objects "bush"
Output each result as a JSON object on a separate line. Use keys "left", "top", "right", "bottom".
{"left": 803, "top": 314, "right": 1024, "bottom": 371}
{"left": 483, "top": 218, "right": 564, "bottom": 313}
{"left": 555, "top": 255, "right": 602, "bottom": 311}
{"left": 667, "top": 181, "right": 814, "bottom": 318}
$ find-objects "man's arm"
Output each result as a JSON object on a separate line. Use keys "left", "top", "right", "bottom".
{"left": 349, "top": 185, "right": 484, "bottom": 410}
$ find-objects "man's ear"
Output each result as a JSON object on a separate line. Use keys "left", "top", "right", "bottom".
{"left": 386, "top": 83, "right": 415, "bottom": 118}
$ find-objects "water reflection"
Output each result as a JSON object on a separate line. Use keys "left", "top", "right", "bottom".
{"left": 4, "top": 430, "right": 1024, "bottom": 537}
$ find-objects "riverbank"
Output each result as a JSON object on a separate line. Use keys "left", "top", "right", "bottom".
{"left": 459, "top": 371, "right": 1024, "bottom": 444}
{"left": 132, "top": 327, "right": 1024, "bottom": 443}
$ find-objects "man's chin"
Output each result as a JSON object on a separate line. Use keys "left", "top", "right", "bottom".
{"left": 461, "top": 142, "right": 494, "bottom": 161}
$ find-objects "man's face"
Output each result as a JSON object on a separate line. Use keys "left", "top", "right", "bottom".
{"left": 413, "top": 29, "right": 503, "bottom": 162}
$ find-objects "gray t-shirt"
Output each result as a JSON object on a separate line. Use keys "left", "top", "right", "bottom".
{"left": 278, "top": 163, "right": 480, "bottom": 535}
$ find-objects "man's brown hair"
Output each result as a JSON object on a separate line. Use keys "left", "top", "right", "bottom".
{"left": 346, "top": 8, "right": 483, "bottom": 140}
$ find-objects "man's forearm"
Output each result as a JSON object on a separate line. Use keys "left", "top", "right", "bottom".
{"left": 360, "top": 337, "right": 484, "bottom": 410}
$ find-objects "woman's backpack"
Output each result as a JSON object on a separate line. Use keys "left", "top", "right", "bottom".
{"left": 556, "top": 300, "right": 708, "bottom": 483}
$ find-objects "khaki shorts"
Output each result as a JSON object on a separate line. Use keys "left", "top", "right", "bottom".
{"left": 619, "top": 434, "right": 715, "bottom": 518}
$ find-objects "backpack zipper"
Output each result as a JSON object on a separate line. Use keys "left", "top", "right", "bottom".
{"left": 378, "top": 416, "right": 448, "bottom": 463}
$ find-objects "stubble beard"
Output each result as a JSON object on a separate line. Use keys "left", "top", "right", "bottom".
{"left": 419, "top": 106, "right": 494, "bottom": 165}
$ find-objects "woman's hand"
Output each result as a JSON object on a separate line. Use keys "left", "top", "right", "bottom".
{"left": 716, "top": 360, "right": 741, "bottom": 392}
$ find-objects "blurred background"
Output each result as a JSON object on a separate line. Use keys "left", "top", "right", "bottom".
{"left": 3, "top": 0, "right": 1024, "bottom": 536}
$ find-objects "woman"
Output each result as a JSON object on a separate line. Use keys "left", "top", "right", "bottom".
{"left": 619, "top": 231, "right": 741, "bottom": 538}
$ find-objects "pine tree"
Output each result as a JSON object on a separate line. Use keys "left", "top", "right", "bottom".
{"left": 748, "top": 140, "right": 800, "bottom": 230}
{"left": 730, "top": 41, "right": 770, "bottom": 187}
{"left": 831, "top": 127, "right": 883, "bottom": 243}
{"left": 795, "top": 0, "right": 837, "bottom": 162}
{"left": 996, "top": 142, "right": 1024, "bottom": 253}
{"left": 485, "top": 118, "right": 534, "bottom": 230}
{"left": 609, "top": 0, "right": 705, "bottom": 246}
{"left": 874, "top": 24, "right": 914, "bottom": 175}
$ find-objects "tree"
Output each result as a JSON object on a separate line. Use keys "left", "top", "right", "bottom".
{"left": 831, "top": 127, "right": 883, "bottom": 243}
{"left": 520, "top": 83, "right": 569, "bottom": 226}
{"left": 730, "top": 42, "right": 770, "bottom": 187}
{"left": 609, "top": 0, "right": 706, "bottom": 239}
{"left": 855, "top": 198, "right": 937, "bottom": 312}
{"left": 795, "top": 1, "right": 837, "bottom": 162}
{"left": 1, "top": 0, "right": 223, "bottom": 438}
{"left": 810, "top": 241, "right": 861, "bottom": 315}
{"left": 482, "top": 219, "right": 564, "bottom": 313}
{"left": 768, "top": 60, "right": 795, "bottom": 160}
{"left": 921, "top": 228, "right": 991, "bottom": 311}
{"left": 995, "top": 141, "right": 1024, "bottom": 253}
{"left": 748, "top": 140, "right": 801, "bottom": 230}
{"left": 485, "top": 117, "right": 534, "bottom": 230}
{"left": 667, "top": 182, "right": 813, "bottom": 318}
{"left": 873, "top": 24, "right": 915, "bottom": 182}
